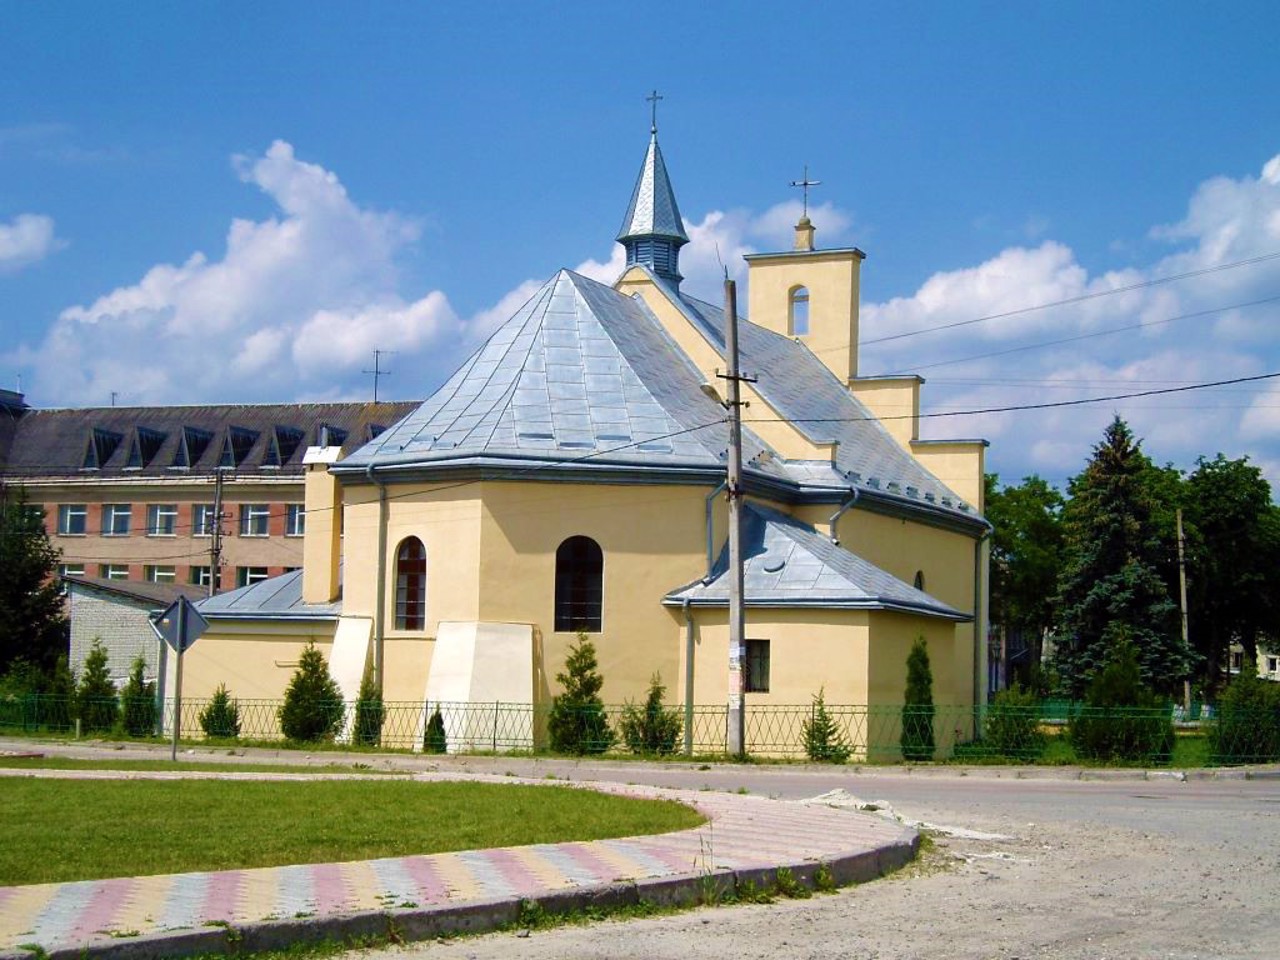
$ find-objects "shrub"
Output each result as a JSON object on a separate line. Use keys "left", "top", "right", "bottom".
{"left": 984, "top": 683, "right": 1045, "bottom": 758}
{"left": 423, "top": 706, "right": 447, "bottom": 754}
{"left": 76, "top": 640, "right": 118, "bottom": 734}
{"left": 619, "top": 673, "right": 682, "bottom": 755}
{"left": 548, "top": 633, "right": 614, "bottom": 755}
{"left": 901, "top": 637, "right": 935, "bottom": 761}
{"left": 120, "top": 656, "right": 157, "bottom": 737}
{"left": 1209, "top": 672, "right": 1280, "bottom": 764}
{"left": 1069, "top": 641, "right": 1174, "bottom": 764}
{"left": 199, "top": 683, "right": 242, "bottom": 739}
{"left": 278, "top": 642, "right": 344, "bottom": 742}
{"left": 802, "top": 688, "right": 851, "bottom": 763}
{"left": 353, "top": 663, "right": 384, "bottom": 747}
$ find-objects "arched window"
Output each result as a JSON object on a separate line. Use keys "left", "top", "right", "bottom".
{"left": 555, "top": 535, "right": 603, "bottom": 632}
{"left": 788, "top": 285, "right": 810, "bottom": 336}
{"left": 395, "top": 537, "right": 427, "bottom": 630}
{"left": 913, "top": 570, "right": 926, "bottom": 592}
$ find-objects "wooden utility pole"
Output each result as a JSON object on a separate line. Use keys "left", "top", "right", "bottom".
{"left": 209, "top": 471, "right": 225, "bottom": 597}
{"left": 1177, "top": 507, "right": 1191, "bottom": 712}
{"left": 723, "top": 277, "right": 747, "bottom": 757}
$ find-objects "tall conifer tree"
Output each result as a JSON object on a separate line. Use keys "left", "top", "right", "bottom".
{"left": 1052, "top": 417, "right": 1189, "bottom": 697}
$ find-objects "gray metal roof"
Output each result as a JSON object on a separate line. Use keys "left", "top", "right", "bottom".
{"left": 664, "top": 502, "right": 969, "bottom": 620}
{"left": 63, "top": 575, "right": 205, "bottom": 609}
{"left": 338, "top": 270, "right": 790, "bottom": 483}
{"left": 196, "top": 569, "right": 341, "bottom": 621}
{"left": 616, "top": 132, "right": 689, "bottom": 244}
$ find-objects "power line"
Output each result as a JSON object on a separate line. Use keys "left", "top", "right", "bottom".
{"left": 861, "top": 249, "right": 1280, "bottom": 347}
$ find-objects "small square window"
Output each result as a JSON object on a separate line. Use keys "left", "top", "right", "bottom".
{"left": 102, "top": 504, "right": 131, "bottom": 536}
{"left": 58, "top": 564, "right": 86, "bottom": 578}
{"left": 99, "top": 563, "right": 130, "bottom": 581}
{"left": 147, "top": 504, "right": 178, "bottom": 537}
{"left": 144, "top": 565, "right": 176, "bottom": 584}
{"left": 745, "top": 639, "right": 770, "bottom": 693}
{"left": 58, "top": 504, "right": 87, "bottom": 536}
{"left": 236, "top": 566, "right": 270, "bottom": 588}
{"left": 192, "top": 504, "right": 216, "bottom": 537}
{"left": 190, "top": 566, "right": 213, "bottom": 588}
{"left": 286, "top": 504, "right": 305, "bottom": 537}
{"left": 239, "top": 504, "right": 270, "bottom": 537}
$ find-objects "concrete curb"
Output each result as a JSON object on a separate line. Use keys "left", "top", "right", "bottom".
{"left": 0, "top": 835, "right": 919, "bottom": 960}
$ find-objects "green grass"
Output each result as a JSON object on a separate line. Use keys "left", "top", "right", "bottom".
{"left": 0, "top": 780, "right": 704, "bottom": 886}
{"left": 0, "top": 756, "right": 405, "bottom": 774}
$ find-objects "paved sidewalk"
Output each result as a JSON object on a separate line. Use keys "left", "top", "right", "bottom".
{"left": 0, "top": 769, "right": 916, "bottom": 959}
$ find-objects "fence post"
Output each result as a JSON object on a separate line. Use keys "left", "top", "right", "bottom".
{"left": 493, "top": 701, "right": 499, "bottom": 752}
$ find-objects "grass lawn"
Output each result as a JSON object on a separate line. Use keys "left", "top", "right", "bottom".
{"left": 0, "top": 756, "right": 405, "bottom": 774}
{"left": 0, "top": 779, "right": 703, "bottom": 886}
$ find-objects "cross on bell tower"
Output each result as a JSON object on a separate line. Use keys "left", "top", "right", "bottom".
{"left": 789, "top": 164, "right": 821, "bottom": 252}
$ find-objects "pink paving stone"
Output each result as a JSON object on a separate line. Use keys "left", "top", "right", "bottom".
{"left": 551, "top": 843, "right": 618, "bottom": 884}
{"left": 482, "top": 848, "right": 552, "bottom": 896}
{"left": 201, "top": 870, "right": 244, "bottom": 923}
{"left": 398, "top": 857, "right": 451, "bottom": 904}
{"left": 65, "top": 878, "right": 135, "bottom": 940}
{"left": 311, "top": 863, "right": 350, "bottom": 914}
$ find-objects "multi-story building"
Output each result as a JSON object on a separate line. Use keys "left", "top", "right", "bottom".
{"left": 0, "top": 391, "right": 416, "bottom": 595}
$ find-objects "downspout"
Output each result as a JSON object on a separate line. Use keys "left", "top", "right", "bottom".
{"left": 366, "top": 464, "right": 388, "bottom": 693}
{"left": 973, "top": 518, "right": 994, "bottom": 725}
{"left": 828, "top": 488, "right": 860, "bottom": 545}
{"left": 704, "top": 480, "right": 727, "bottom": 580}
{"left": 682, "top": 598, "right": 695, "bottom": 757}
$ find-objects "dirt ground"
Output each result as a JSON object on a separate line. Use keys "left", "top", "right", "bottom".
{"left": 375, "top": 777, "right": 1280, "bottom": 960}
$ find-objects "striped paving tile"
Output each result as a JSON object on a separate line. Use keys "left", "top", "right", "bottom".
{"left": 0, "top": 774, "right": 912, "bottom": 957}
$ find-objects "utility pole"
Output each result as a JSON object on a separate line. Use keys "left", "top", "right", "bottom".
{"left": 363, "top": 350, "right": 394, "bottom": 404}
{"left": 1177, "top": 507, "right": 1191, "bottom": 712}
{"left": 209, "top": 471, "right": 226, "bottom": 597}
{"left": 722, "top": 277, "right": 748, "bottom": 757}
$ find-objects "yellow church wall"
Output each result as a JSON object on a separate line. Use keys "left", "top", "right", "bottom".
{"left": 179, "top": 621, "right": 337, "bottom": 705}
{"left": 909, "top": 440, "right": 987, "bottom": 512}
{"left": 476, "top": 480, "right": 705, "bottom": 705}
{"left": 847, "top": 377, "right": 922, "bottom": 450}
{"left": 744, "top": 248, "right": 862, "bottom": 382}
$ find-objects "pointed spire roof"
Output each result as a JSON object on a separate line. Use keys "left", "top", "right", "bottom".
{"left": 617, "top": 130, "right": 689, "bottom": 245}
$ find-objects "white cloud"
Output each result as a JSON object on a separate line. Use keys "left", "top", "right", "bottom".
{"left": 0, "top": 213, "right": 62, "bottom": 272}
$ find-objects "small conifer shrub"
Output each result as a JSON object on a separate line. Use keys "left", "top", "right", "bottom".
{"left": 802, "top": 688, "right": 851, "bottom": 762}
{"left": 423, "top": 706, "right": 447, "bottom": 754}
{"left": 901, "top": 637, "right": 936, "bottom": 761}
{"left": 984, "top": 683, "right": 1045, "bottom": 759}
{"left": 548, "top": 633, "right": 615, "bottom": 755}
{"left": 120, "top": 655, "right": 157, "bottom": 737}
{"left": 1069, "top": 638, "right": 1174, "bottom": 763}
{"left": 199, "top": 682, "right": 242, "bottom": 739}
{"left": 1209, "top": 671, "right": 1280, "bottom": 763}
{"left": 354, "top": 663, "right": 384, "bottom": 747}
{"left": 619, "top": 673, "right": 682, "bottom": 755}
{"left": 278, "top": 642, "right": 345, "bottom": 742}
{"left": 76, "top": 640, "right": 118, "bottom": 734}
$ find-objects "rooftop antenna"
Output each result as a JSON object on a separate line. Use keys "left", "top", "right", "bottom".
{"left": 363, "top": 349, "right": 395, "bottom": 403}
{"left": 110, "top": 391, "right": 119, "bottom": 407}
{"left": 789, "top": 164, "right": 821, "bottom": 218}
{"left": 646, "top": 89, "right": 663, "bottom": 134}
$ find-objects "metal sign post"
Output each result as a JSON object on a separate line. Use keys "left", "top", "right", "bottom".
{"left": 151, "top": 597, "right": 210, "bottom": 762}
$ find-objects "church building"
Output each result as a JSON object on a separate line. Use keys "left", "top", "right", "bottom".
{"left": 188, "top": 122, "right": 991, "bottom": 757}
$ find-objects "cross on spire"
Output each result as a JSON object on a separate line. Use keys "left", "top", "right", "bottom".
{"left": 789, "top": 164, "right": 822, "bottom": 217}
{"left": 646, "top": 89, "right": 663, "bottom": 134}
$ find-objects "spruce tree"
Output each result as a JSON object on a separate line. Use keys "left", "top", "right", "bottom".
{"left": 199, "top": 682, "right": 241, "bottom": 739}
{"left": 423, "top": 706, "right": 447, "bottom": 754}
{"left": 547, "top": 633, "right": 614, "bottom": 754}
{"left": 76, "top": 640, "right": 118, "bottom": 733}
{"left": 278, "top": 642, "right": 345, "bottom": 742}
{"left": 353, "top": 662, "right": 384, "bottom": 747}
{"left": 1052, "top": 418, "right": 1189, "bottom": 697}
{"left": 802, "top": 687, "right": 851, "bottom": 762}
{"left": 901, "top": 637, "right": 935, "bottom": 761}
{"left": 619, "top": 673, "right": 682, "bottom": 755}
{"left": 120, "top": 655, "right": 157, "bottom": 737}
{"left": 0, "top": 483, "right": 67, "bottom": 676}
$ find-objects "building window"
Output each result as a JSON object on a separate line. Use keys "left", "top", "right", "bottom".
{"left": 147, "top": 504, "right": 178, "bottom": 537}
{"left": 1230, "top": 651, "right": 1243, "bottom": 671}
{"left": 190, "top": 566, "right": 213, "bottom": 588}
{"left": 192, "top": 503, "right": 216, "bottom": 537}
{"left": 286, "top": 504, "right": 305, "bottom": 537}
{"left": 101, "top": 503, "right": 131, "bottom": 536}
{"left": 57, "top": 504, "right": 88, "bottom": 536}
{"left": 99, "top": 564, "right": 130, "bottom": 581}
{"left": 1268, "top": 656, "right": 1279, "bottom": 675}
{"left": 239, "top": 503, "right": 270, "bottom": 537}
{"left": 395, "top": 537, "right": 427, "bottom": 630}
{"left": 744, "top": 639, "right": 771, "bottom": 693}
{"left": 788, "top": 286, "right": 810, "bottom": 336}
{"left": 144, "top": 565, "right": 176, "bottom": 584}
{"left": 59, "top": 564, "right": 86, "bottom": 578}
{"left": 236, "top": 566, "right": 270, "bottom": 588}
{"left": 554, "top": 535, "right": 603, "bottom": 632}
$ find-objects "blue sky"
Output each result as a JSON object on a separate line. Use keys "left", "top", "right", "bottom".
{"left": 3, "top": 2, "right": 1279, "bottom": 488}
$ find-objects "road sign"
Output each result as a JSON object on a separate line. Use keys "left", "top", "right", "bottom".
{"left": 152, "top": 596, "right": 209, "bottom": 653}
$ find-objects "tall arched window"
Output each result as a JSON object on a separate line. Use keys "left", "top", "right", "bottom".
{"left": 395, "top": 537, "right": 427, "bottom": 630}
{"left": 555, "top": 535, "right": 603, "bottom": 632}
{"left": 788, "top": 285, "right": 810, "bottom": 336}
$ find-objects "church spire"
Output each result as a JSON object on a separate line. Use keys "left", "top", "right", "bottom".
{"left": 616, "top": 91, "right": 688, "bottom": 286}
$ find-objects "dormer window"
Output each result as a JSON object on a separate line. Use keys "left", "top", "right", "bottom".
{"left": 82, "top": 428, "right": 123, "bottom": 470}
{"left": 788, "top": 286, "right": 810, "bottom": 336}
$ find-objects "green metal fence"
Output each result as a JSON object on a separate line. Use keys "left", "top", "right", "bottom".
{"left": 1, "top": 694, "right": 1276, "bottom": 765}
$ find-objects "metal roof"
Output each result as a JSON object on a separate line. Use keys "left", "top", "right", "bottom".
{"left": 197, "top": 568, "right": 341, "bottom": 621}
{"left": 338, "top": 269, "right": 790, "bottom": 484}
{"left": 616, "top": 132, "right": 689, "bottom": 244}
{"left": 62, "top": 575, "right": 206, "bottom": 609}
{"left": 664, "top": 501, "right": 969, "bottom": 620}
